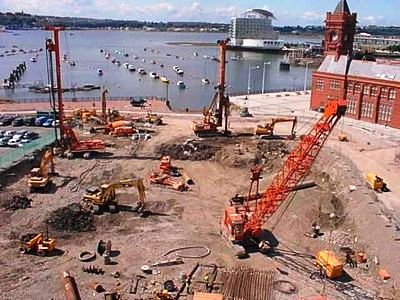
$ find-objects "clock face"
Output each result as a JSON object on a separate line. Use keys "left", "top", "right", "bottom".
{"left": 331, "top": 32, "right": 338, "bottom": 42}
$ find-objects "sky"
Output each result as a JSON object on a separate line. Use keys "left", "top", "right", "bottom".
{"left": 0, "top": 0, "right": 398, "bottom": 26}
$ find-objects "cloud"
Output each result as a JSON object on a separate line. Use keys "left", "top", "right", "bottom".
{"left": 301, "top": 11, "right": 324, "bottom": 21}
{"left": 360, "top": 15, "right": 386, "bottom": 25}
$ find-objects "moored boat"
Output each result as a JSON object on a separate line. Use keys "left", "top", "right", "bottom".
{"left": 160, "top": 76, "right": 169, "bottom": 84}
{"left": 177, "top": 81, "right": 186, "bottom": 89}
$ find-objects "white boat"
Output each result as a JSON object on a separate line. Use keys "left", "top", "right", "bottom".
{"left": 194, "top": 52, "right": 198, "bottom": 56}
{"left": 105, "top": 53, "right": 110, "bottom": 59}
{"left": 138, "top": 68, "right": 146, "bottom": 75}
{"left": 231, "top": 56, "right": 243, "bottom": 61}
{"left": 141, "top": 58, "right": 146, "bottom": 62}
{"left": 172, "top": 66, "right": 180, "bottom": 71}
{"left": 115, "top": 61, "right": 121, "bottom": 66}
{"left": 160, "top": 76, "right": 169, "bottom": 84}
{"left": 128, "top": 65, "right": 136, "bottom": 72}
{"left": 111, "top": 58, "right": 116, "bottom": 63}
{"left": 123, "top": 63, "right": 129, "bottom": 68}
{"left": 97, "top": 69, "right": 103, "bottom": 75}
{"left": 176, "top": 69, "right": 184, "bottom": 75}
{"left": 30, "top": 57, "right": 37, "bottom": 62}
{"left": 70, "top": 61, "right": 76, "bottom": 66}
{"left": 177, "top": 81, "right": 186, "bottom": 89}
{"left": 150, "top": 60, "right": 156, "bottom": 64}
{"left": 203, "top": 55, "right": 209, "bottom": 59}
{"left": 149, "top": 72, "right": 159, "bottom": 79}
{"left": 201, "top": 78, "right": 210, "bottom": 85}
{"left": 134, "top": 55, "right": 139, "bottom": 59}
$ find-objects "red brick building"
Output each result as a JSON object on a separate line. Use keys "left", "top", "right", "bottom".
{"left": 310, "top": 0, "right": 400, "bottom": 129}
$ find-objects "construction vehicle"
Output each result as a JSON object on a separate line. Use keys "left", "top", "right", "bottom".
{"left": 73, "top": 108, "right": 97, "bottom": 123}
{"left": 365, "top": 172, "right": 389, "bottom": 192}
{"left": 338, "top": 133, "right": 348, "bottom": 142}
{"left": 239, "top": 107, "right": 252, "bottom": 118}
{"left": 191, "top": 39, "right": 230, "bottom": 137}
{"left": 255, "top": 116, "right": 297, "bottom": 138}
{"left": 28, "top": 149, "right": 55, "bottom": 192}
{"left": 315, "top": 250, "right": 344, "bottom": 279}
{"left": 63, "top": 126, "right": 105, "bottom": 159}
{"left": 145, "top": 112, "right": 163, "bottom": 125}
{"left": 149, "top": 156, "right": 187, "bottom": 191}
{"left": 45, "top": 27, "right": 106, "bottom": 159}
{"left": 20, "top": 230, "right": 56, "bottom": 256}
{"left": 82, "top": 178, "right": 146, "bottom": 214}
{"left": 221, "top": 99, "right": 347, "bottom": 258}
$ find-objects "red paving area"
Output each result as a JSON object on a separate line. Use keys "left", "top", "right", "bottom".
{"left": 0, "top": 99, "right": 172, "bottom": 114}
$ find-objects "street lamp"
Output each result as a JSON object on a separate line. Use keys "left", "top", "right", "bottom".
{"left": 303, "top": 61, "right": 314, "bottom": 92}
{"left": 262, "top": 61, "right": 271, "bottom": 94}
{"left": 247, "top": 65, "right": 260, "bottom": 97}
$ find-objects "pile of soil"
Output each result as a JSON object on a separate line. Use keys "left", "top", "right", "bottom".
{"left": 45, "top": 203, "right": 95, "bottom": 232}
{"left": 1, "top": 195, "right": 32, "bottom": 211}
{"left": 156, "top": 142, "right": 217, "bottom": 161}
{"left": 256, "top": 140, "right": 289, "bottom": 156}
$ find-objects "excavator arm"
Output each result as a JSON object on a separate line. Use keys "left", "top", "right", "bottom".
{"left": 255, "top": 117, "right": 297, "bottom": 136}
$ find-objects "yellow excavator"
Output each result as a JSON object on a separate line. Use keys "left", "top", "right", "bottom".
{"left": 82, "top": 178, "right": 146, "bottom": 215}
{"left": 20, "top": 229, "right": 56, "bottom": 256}
{"left": 255, "top": 116, "right": 297, "bottom": 138}
{"left": 28, "top": 149, "right": 55, "bottom": 193}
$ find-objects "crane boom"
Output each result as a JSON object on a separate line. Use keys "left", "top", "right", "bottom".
{"left": 221, "top": 99, "right": 347, "bottom": 256}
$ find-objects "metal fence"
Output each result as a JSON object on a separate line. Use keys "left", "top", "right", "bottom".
{"left": 9, "top": 96, "right": 168, "bottom": 103}
{"left": 0, "top": 130, "right": 56, "bottom": 170}
{"left": 229, "top": 87, "right": 306, "bottom": 97}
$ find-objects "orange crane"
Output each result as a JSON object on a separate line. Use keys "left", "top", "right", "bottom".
{"left": 191, "top": 39, "right": 230, "bottom": 137}
{"left": 46, "top": 26, "right": 105, "bottom": 158}
{"left": 221, "top": 99, "right": 347, "bottom": 257}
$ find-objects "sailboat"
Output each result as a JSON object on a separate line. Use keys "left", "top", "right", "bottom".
{"left": 201, "top": 60, "right": 210, "bottom": 85}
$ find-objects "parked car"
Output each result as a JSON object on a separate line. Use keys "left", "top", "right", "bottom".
{"left": 130, "top": 97, "right": 146, "bottom": 107}
{"left": 0, "top": 115, "right": 16, "bottom": 126}
{"left": 0, "top": 137, "right": 11, "bottom": 146}
{"left": 4, "top": 130, "right": 15, "bottom": 137}
{"left": 23, "top": 116, "right": 36, "bottom": 126}
{"left": 52, "top": 120, "right": 60, "bottom": 127}
{"left": 23, "top": 131, "right": 39, "bottom": 140}
{"left": 12, "top": 130, "right": 28, "bottom": 140}
{"left": 7, "top": 137, "right": 21, "bottom": 147}
{"left": 42, "top": 118, "right": 54, "bottom": 127}
{"left": 12, "top": 117, "right": 24, "bottom": 126}
{"left": 35, "top": 116, "right": 49, "bottom": 126}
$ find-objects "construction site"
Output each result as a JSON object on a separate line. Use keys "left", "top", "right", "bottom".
{"left": 1, "top": 26, "right": 400, "bottom": 300}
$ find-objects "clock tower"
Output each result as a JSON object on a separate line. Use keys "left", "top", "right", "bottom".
{"left": 324, "top": 0, "right": 357, "bottom": 61}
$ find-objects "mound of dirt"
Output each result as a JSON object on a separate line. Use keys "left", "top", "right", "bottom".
{"left": 156, "top": 142, "right": 217, "bottom": 161}
{"left": 45, "top": 203, "right": 95, "bottom": 232}
{"left": 1, "top": 195, "right": 32, "bottom": 211}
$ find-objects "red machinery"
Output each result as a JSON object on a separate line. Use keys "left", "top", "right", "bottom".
{"left": 149, "top": 156, "right": 187, "bottom": 191}
{"left": 191, "top": 39, "right": 230, "bottom": 137}
{"left": 221, "top": 99, "right": 347, "bottom": 257}
{"left": 46, "top": 26, "right": 105, "bottom": 158}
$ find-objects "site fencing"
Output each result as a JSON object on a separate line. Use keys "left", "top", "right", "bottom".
{"left": 0, "top": 130, "right": 56, "bottom": 170}
{"left": 10, "top": 96, "right": 168, "bottom": 103}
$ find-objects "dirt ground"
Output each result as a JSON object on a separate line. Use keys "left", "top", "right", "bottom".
{"left": 0, "top": 113, "right": 399, "bottom": 300}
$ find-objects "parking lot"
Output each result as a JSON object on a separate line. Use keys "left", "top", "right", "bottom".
{"left": 0, "top": 125, "right": 55, "bottom": 158}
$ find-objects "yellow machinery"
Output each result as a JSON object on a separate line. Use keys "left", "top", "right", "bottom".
{"left": 73, "top": 108, "right": 97, "bottom": 123}
{"left": 83, "top": 178, "right": 146, "bottom": 214}
{"left": 255, "top": 116, "right": 297, "bottom": 137}
{"left": 365, "top": 172, "right": 389, "bottom": 192}
{"left": 145, "top": 113, "right": 163, "bottom": 125}
{"left": 338, "top": 134, "right": 349, "bottom": 142}
{"left": 315, "top": 250, "right": 344, "bottom": 279}
{"left": 28, "top": 149, "right": 55, "bottom": 192}
{"left": 20, "top": 232, "right": 56, "bottom": 256}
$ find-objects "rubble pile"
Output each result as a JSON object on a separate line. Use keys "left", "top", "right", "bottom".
{"left": 46, "top": 203, "right": 95, "bottom": 232}
{"left": 156, "top": 142, "right": 217, "bottom": 161}
{"left": 2, "top": 195, "right": 32, "bottom": 211}
{"left": 256, "top": 140, "right": 289, "bottom": 156}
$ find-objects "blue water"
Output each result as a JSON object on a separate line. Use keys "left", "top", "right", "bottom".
{"left": 0, "top": 30, "right": 320, "bottom": 109}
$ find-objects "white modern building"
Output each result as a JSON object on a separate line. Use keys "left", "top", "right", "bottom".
{"left": 355, "top": 33, "right": 400, "bottom": 50}
{"left": 230, "top": 9, "right": 284, "bottom": 50}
